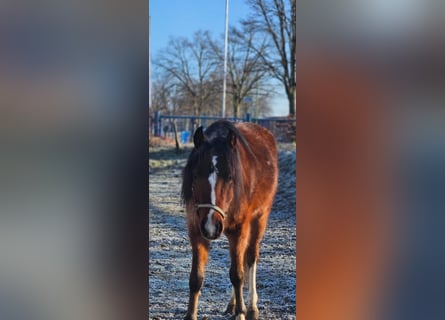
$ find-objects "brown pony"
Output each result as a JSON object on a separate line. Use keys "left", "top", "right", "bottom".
{"left": 181, "top": 120, "right": 278, "bottom": 320}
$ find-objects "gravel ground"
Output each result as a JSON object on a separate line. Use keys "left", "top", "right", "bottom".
{"left": 149, "top": 143, "right": 296, "bottom": 320}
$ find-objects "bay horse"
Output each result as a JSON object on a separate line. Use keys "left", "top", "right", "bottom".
{"left": 181, "top": 120, "right": 278, "bottom": 320}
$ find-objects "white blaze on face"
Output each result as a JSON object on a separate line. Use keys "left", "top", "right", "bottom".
{"left": 204, "top": 156, "right": 218, "bottom": 237}
{"left": 209, "top": 155, "right": 218, "bottom": 204}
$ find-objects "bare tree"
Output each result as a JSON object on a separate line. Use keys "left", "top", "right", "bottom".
{"left": 244, "top": 0, "right": 296, "bottom": 116}
{"left": 244, "top": 87, "right": 274, "bottom": 117}
{"left": 210, "top": 23, "right": 274, "bottom": 118}
{"left": 150, "top": 72, "right": 223, "bottom": 116}
{"left": 149, "top": 74, "right": 173, "bottom": 115}
{"left": 154, "top": 30, "right": 222, "bottom": 116}
{"left": 227, "top": 25, "right": 270, "bottom": 118}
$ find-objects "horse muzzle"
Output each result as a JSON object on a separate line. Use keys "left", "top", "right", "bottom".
{"left": 196, "top": 204, "right": 226, "bottom": 240}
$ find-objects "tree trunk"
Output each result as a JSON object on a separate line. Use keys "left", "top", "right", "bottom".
{"left": 172, "top": 121, "right": 181, "bottom": 153}
{"left": 234, "top": 105, "right": 239, "bottom": 119}
{"left": 287, "top": 85, "right": 296, "bottom": 117}
{"left": 233, "top": 95, "right": 242, "bottom": 119}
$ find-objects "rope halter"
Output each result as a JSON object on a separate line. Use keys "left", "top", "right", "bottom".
{"left": 195, "top": 204, "right": 226, "bottom": 220}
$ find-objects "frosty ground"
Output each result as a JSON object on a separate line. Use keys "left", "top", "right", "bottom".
{"left": 149, "top": 142, "right": 296, "bottom": 320}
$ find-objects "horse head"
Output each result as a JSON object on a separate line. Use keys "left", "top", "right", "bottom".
{"left": 182, "top": 121, "right": 244, "bottom": 240}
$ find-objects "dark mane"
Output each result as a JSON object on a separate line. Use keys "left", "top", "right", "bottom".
{"left": 181, "top": 146, "right": 199, "bottom": 204}
{"left": 181, "top": 120, "right": 252, "bottom": 212}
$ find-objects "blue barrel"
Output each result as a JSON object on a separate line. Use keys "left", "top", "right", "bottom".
{"left": 181, "top": 131, "right": 191, "bottom": 144}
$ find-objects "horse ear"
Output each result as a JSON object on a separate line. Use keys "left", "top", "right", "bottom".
{"left": 228, "top": 131, "right": 237, "bottom": 148}
{"left": 193, "top": 126, "right": 205, "bottom": 148}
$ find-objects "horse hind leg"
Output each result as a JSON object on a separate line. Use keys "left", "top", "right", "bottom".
{"left": 245, "top": 214, "right": 269, "bottom": 320}
{"left": 246, "top": 262, "right": 259, "bottom": 320}
{"left": 245, "top": 250, "right": 259, "bottom": 320}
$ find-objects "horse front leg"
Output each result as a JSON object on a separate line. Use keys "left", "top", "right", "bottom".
{"left": 227, "top": 230, "right": 249, "bottom": 320}
{"left": 224, "top": 286, "right": 236, "bottom": 315}
{"left": 244, "top": 214, "right": 269, "bottom": 320}
{"left": 184, "top": 236, "right": 209, "bottom": 320}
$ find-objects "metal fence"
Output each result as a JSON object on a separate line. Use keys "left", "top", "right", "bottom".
{"left": 149, "top": 112, "right": 295, "bottom": 143}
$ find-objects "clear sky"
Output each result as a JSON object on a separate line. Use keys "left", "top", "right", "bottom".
{"left": 149, "top": 0, "right": 288, "bottom": 116}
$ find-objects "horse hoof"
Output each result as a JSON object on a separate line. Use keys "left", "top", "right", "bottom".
{"left": 229, "top": 314, "right": 246, "bottom": 320}
{"left": 183, "top": 315, "right": 196, "bottom": 320}
{"left": 246, "top": 309, "right": 259, "bottom": 320}
{"left": 224, "top": 303, "right": 235, "bottom": 315}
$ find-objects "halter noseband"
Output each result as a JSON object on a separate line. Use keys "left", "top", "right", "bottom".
{"left": 195, "top": 204, "right": 226, "bottom": 220}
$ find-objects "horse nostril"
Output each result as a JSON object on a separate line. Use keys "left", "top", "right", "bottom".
{"left": 217, "top": 220, "right": 223, "bottom": 235}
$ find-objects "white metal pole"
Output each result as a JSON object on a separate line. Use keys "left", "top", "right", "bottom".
{"left": 149, "top": 15, "right": 152, "bottom": 108}
{"left": 222, "top": 0, "right": 229, "bottom": 118}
